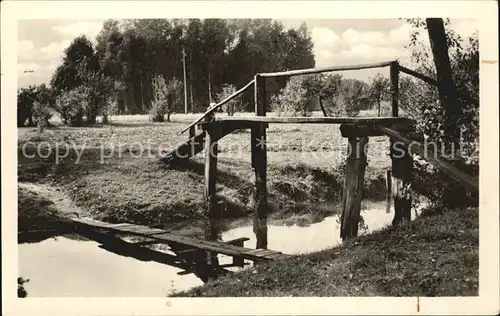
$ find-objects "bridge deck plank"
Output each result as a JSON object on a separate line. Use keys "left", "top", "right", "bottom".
{"left": 70, "top": 217, "right": 286, "bottom": 262}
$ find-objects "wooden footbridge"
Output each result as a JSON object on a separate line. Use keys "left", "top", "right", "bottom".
{"left": 163, "top": 59, "right": 478, "bottom": 246}
{"left": 72, "top": 60, "right": 479, "bottom": 281}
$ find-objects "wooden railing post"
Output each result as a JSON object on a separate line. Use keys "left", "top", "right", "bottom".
{"left": 390, "top": 140, "right": 412, "bottom": 225}
{"left": 189, "top": 125, "right": 196, "bottom": 139}
{"left": 252, "top": 74, "right": 268, "bottom": 250}
{"left": 340, "top": 136, "right": 368, "bottom": 241}
{"left": 204, "top": 125, "right": 220, "bottom": 270}
{"left": 254, "top": 74, "right": 266, "bottom": 116}
{"left": 390, "top": 61, "right": 400, "bottom": 117}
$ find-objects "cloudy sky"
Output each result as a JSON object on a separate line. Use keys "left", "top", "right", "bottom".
{"left": 17, "top": 18, "right": 478, "bottom": 88}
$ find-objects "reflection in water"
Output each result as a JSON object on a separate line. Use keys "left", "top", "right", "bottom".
{"left": 19, "top": 202, "right": 403, "bottom": 296}
{"left": 18, "top": 237, "right": 204, "bottom": 297}
{"left": 224, "top": 206, "right": 395, "bottom": 255}
{"left": 253, "top": 216, "right": 268, "bottom": 250}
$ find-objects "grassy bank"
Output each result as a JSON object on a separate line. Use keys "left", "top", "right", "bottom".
{"left": 172, "top": 206, "right": 478, "bottom": 297}
{"left": 18, "top": 186, "right": 69, "bottom": 232}
{"left": 18, "top": 114, "right": 392, "bottom": 230}
{"left": 18, "top": 186, "right": 72, "bottom": 244}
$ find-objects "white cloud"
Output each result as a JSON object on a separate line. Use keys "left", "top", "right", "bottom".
{"left": 311, "top": 27, "right": 342, "bottom": 51}
{"left": 39, "top": 40, "right": 72, "bottom": 60}
{"left": 18, "top": 20, "right": 105, "bottom": 88}
{"left": 312, "top": 24, "right": 412, "bottom": 70}
{"left": 388, "top": 23, "right": 412, "bottom": 44}
{"left": 52, "top": 21, "right": 104, "bottom": 41}
{"left": 453, "top": 20, "right": 478, "bottom": 39}
{"left": 362, "top": 31, "right": 388, "bottom": 45}
{"left": 18, "top": 40, "right": 36, "bottom": 62}
{"left": 341, "top": 29, "right": 388, "bottom": 45}
{"left": 341, "top": 28, "right": 361, "bottom": 45}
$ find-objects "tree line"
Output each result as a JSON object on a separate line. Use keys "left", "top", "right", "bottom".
{"left": 17, "top": 18, "right": 477, "bottom": 142}
{"left": 18, "top": 18, "right": 319, "bottom": 127}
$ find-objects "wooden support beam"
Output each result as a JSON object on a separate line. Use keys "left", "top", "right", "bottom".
{"left": 204, "top": 126, "right": 220, "bottom": 269}
{"left": 340, "top": 136, "right": 369, "bottom": 241}
{"left": 390, "top": 140, "right": 413, "bottom": 225}
{"left": 390, "top": 61, "right": 400, "bottom": 117}
{"left": 340, "top": 124, "right": 385, "bottom": 137}
{"left": 226, "top": 238, "right": 247, "bottom": 267}
{"left": 224, "top": 237, "right": 250, "bottom": 245}
{"left": 199, "top": 116, "right": 415, "bottom": 126}
{"left": 131, "top": 239, "right": 165, "bottom": 246}
{"left": 176, "top": 248, "right": 201, "bottom": 257}
{"left": 252, "top": 75, "right": 268, "bottom": 251}
{"left": 252, "top": 124, "right": 268, "bottom": 250}
{"left": 379, "top": 126, "right": 479, "bottom": 193}
{"left": 200, "top": 120, "right": 269, "bottom": 134}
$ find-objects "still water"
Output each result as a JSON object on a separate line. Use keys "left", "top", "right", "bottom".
{"left": 19, "top": 204, "right": 397, "bottom": 297}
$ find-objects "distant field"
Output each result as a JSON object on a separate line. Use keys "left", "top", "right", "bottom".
{"left": 39, "top": 106, "right": 395, "bottom": 126}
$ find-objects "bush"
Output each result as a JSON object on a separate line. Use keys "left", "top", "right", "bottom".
{"left": 150, "top": 75, "right": 168, "bottom": 122}
{"left": 55, "top": 87, "right": 88, "bottom": 126}
{"left": 149, "top": 75, "right": 182, "bottom": 122}
{"left": 322, "top": 78, "right": 369, "bottom": 117}
{"left": 17, "top": 84, "right": 54, "bottom": 127}
{"left": 217, "top": 84, "right": 240, "bottom": 116}
{"left": 271, "top": 75, "right": 320, "bottom": 117}
{"left": 17, "top": 87, "right": 36, "bottom": 127}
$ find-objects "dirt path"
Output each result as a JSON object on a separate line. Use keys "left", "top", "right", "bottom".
{"left": 18, "top": 182, "right": 90, "bottom": 219}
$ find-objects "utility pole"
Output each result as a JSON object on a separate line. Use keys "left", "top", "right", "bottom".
{"left": 189, "top": 46, "right": 194, "bottom": 113}
{"left": 208, "top": 71, "right": 212, "bottom": 103}
{"left": 182, "top": 47, "right": 188, "bottom": 114}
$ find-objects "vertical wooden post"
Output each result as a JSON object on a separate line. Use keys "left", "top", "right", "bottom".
{"left": 390, "top": 140, "right": 412, "bottom": 225}
{"left": 252, "top": 74, "right": 268, "bottom": 250}
{"left": 390, "top": 61, "right": 399, "bottom": 117}
{"left": 385, "top": 169, "right": 392, "bottom": 214}
{"left": 232, "top": 239, "right": 245, "bottom": 267}
{"left": 204, "top": 126, "right": 220, "bottom": 269}
{"left": 340, "top": 136, "right": 368, "bottom": 241}
{"left": 254, "top": 74, "right": 266, "bottom": 116}
{"left": 189, "top": 125, "right": 196, "bottom": 139}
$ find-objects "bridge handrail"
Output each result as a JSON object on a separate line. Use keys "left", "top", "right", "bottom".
{"left": 398, "top": 65, "right": 479, "bottom": 106}
{"left": 259, "top": 60, "right": 394, "bottom": 78}
{"left": 180, "top": 60, "right": 399, "bottom": 134}
{"left": 379, "top": 126, "right": 479, "bottom": 193}
{"left": 180, "top": 79, "right": 255, "bottom": 134}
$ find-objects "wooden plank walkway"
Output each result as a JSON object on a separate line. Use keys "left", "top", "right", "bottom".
{"left": 70, "top": 217, "right": 290, "bottom": 262}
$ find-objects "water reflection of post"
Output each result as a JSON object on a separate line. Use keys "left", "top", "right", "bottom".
{"left": 252, "top": 74, "right": 268, "bottom": 250}
{"left": 386, "top": 169, "right": 392, "bottom": 213}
